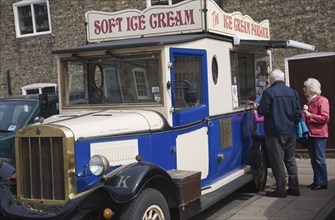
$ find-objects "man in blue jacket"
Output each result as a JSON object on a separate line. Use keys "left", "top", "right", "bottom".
{"left": 257, "top": 69, "right": 302, "bottom": 198}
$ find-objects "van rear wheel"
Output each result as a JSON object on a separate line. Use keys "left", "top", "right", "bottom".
{"left": 120, "top": 188, "right": 170, "bottom": 220}
{"left": 247, "top": 149, "right": 268, "bottom": 192}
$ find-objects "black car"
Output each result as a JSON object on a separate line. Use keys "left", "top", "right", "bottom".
{"left": 0, "top": 94, "right": 59, "bottom": 163}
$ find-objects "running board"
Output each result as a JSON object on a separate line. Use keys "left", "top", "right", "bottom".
{"left": 200, "top": 172, "right": 254, "bottom": 210}
{"left": 179, "top": 171, "right": 255, "bottom": 220}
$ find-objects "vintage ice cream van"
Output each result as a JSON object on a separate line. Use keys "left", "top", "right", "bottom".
{"left": 0, "top": 0, "right": 314, "bottom": 219}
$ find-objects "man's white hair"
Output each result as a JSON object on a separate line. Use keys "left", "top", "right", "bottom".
{"left": 269, "top": 69, "right": 285, "bottom": 81}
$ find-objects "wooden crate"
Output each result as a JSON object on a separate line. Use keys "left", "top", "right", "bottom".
{"left": 168, "top": 170, "right": 201, "bottom": 206}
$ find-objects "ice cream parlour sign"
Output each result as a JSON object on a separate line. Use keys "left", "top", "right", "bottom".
{"left": 85, "top": 0, "right": 204, "bottom": 42}
{"left": 206, "top": 0, "right": 270, "bottom": 40}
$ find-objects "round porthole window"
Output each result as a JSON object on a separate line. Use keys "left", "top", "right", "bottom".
{"left": 212, "top": 56, "right": 218, "bottom": 84}
{"left": 94, "top": 65, "right": 103, "bottom": 89}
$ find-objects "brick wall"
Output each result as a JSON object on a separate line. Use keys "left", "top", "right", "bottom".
{"left": 0, "top": 0, "right": 55, "bottom": 97}
{"left": 0, "top": 0, "right": 146, "bottom": 97}
{"left": 0, "top": 0, "right": 334, "bottom": 97}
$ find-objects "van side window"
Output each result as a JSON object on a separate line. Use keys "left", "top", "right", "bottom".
{"left": 230, "top": 51, "right": 256, "bottom": 108}
{"left": 173, "top": 56, "right": 202, "bottom": 110}
{"left": 64, "top": 52, "right": 161, "bottom": 106}
{"left": 170, "top": 48, "right": 208, "bottom": 127}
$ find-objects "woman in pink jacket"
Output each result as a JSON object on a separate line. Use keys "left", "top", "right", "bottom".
{"left": 303, "top": 78, "right": 330, "bottom": 190}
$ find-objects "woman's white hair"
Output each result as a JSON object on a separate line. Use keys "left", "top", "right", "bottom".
{"left": 304, "top": 78, "right": 321, "bottom": 95}
{"left": 269, "top": 69, "right": 285, "bottom": 81}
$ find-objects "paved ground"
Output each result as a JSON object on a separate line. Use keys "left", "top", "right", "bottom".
{"left": 220, "top": 158, "right": 335, "bottom": 220}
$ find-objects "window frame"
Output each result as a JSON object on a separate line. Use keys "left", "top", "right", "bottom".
{"left": 212, "top": 55, "right": 219, "bottom": 85}
{"left": 13, "top": 0, "right": 52, "bottom": 38}
{"left": 230, "top": 50, "right": 256, "bottom": 108}
{"left": 132, "top": 67, "right": 151, "bottom": 100}
{"left": 146, "top": 0, "right": 185, "bottom": 7}
{"left": 170, "top": 48, "right": 209, "bottom": 127}
{"left": 230, "top": 49, "right": 270, "bottom": 109}
{"left": 104, "top": 67, "right": 124, "bottom": 103}
{"left": 61, "top": 51, "right": 162, "bottom": 108}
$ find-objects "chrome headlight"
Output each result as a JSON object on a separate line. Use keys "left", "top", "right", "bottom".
{"left": 89, "top": 155, "right": 110, "bottom": 176}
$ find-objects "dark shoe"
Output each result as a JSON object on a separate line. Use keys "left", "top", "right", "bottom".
{"left": 286, "top": 189, "right": 300, "bottom": 196}
{"left": 310, "top": 185, "right": 328, "bottom": 190}
{"left": 307, "top": 183, "right": 315, "bottom": 188}
{"left": 266, "top": 191, "right": 287, "bottom": 198}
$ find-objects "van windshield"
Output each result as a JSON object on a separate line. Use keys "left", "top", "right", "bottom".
{"left": 63, "top": 52, "right": 162, "bottom": 106}
{"left": 0, "top": 100, "right": 37, "bottom": 132}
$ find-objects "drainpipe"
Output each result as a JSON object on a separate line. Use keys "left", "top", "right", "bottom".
{"left": 84, "top": 22, "right": 88, "bottom": 45}
{"left": 6, "top": 70, "right": 12, "bottom": 96}
{"left": 219, "top": 0, "right": 225, "bottom": 8}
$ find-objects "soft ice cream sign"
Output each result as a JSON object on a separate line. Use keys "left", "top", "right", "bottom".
{"left": 85, "top": 0, "right": 270, "bottom": 42}
{"left": 85, "top": 0, "right": 204, "bottom": 42}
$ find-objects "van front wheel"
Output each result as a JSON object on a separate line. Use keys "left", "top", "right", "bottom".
{"left": 120, "top": 188, "right": 170, "bottom": 220}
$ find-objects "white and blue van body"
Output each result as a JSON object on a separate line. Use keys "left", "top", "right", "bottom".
{"left": 0, "top": 0, "right": 314, "bottom": 219}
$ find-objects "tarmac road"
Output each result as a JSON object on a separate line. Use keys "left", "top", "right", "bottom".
{"left": 191, "top": 157, "right": 335, "bottom": 220}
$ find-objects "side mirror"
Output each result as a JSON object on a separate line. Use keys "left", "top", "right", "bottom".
{"left": 183, "top": 80, "right": 198, "bottom": 106}
{"left": 39, "top": 94, "right": 49, "bottom": 110}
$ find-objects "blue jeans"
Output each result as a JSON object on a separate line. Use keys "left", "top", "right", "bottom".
{"left": 307, "top": 137, "right": 328, "bottom": 186}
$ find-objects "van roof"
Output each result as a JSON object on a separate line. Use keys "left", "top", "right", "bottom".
{"left": 51, "top": 32, "right": 314, "bottom": 55}
{"left": 52, "top": 33, "right": 231, "bottom": 54}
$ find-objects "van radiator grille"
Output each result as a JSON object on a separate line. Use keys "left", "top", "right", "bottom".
{"left": 20, "top": 137, "right": 65, "bottom": 200}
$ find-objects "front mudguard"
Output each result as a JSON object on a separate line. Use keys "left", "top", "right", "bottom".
{"left": 0, "top": 183, "right": 112, "bottom": 219}
{"left": 0, "top": 160, "right": 16, "bottom": 220}
{"left": 0, "top": 159, "right": 15, "bottom": 183}
{"left": 1, "top": 161, "right": 179, "bottom": 219}
{"left": 103, "top": 161, "right": 179, "bottom": 202}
